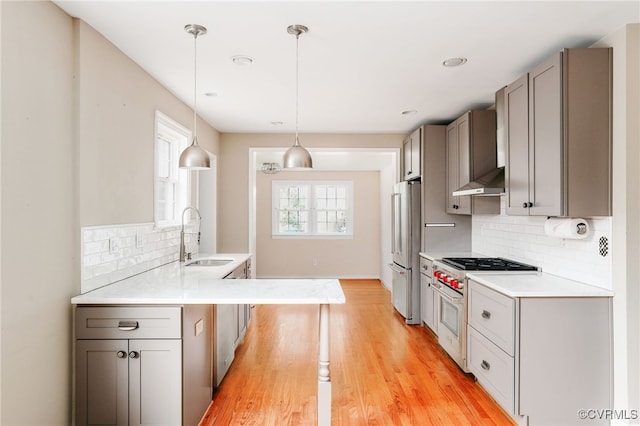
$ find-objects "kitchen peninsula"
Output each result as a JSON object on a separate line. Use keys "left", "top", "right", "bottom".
{"left": 71, "top": 253, "right": 345, "bottom": 426}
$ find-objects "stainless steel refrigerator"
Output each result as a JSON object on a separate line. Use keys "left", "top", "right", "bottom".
{"left": 389, "top": 180, "right": 421, "bottom": 325}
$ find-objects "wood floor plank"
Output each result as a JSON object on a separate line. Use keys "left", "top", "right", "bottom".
{"left": 199, "top": 279, "right": 515, "bottom": 425}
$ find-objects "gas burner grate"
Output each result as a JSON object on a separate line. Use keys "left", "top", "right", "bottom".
{"left": 440, "top": 257, "right": 538, "bottom": 271}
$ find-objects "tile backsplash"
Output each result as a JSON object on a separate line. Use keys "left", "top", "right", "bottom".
{"left": 472, "top": 199, "right": 612, "bottom": 290}
{"left": 81, "top": 222, "right": 200, "bottom": 294}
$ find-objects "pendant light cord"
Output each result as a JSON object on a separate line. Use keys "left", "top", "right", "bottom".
{"left": 193, "top": 31, "right": 198, "bottom": 139}
{"left": 295, "top": 33, "right": 300, "bottom": 144}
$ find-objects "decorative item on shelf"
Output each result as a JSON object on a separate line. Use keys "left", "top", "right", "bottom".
{"left": 179, "top": 24, "right": 211, "bottom": 170}
{"left": 261, "top": 162, "right": 281, "bottom": 174}
{"left": 283, "top": 24, "right": 313, "bottom": 169}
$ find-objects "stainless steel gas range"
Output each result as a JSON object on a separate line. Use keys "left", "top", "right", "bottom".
{"left": 431, "top": 257, "right": 538, "bottom": 372}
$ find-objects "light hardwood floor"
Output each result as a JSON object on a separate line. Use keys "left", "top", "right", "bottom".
{"left": 199, "top": 279, "right": 515, "bottom": 425}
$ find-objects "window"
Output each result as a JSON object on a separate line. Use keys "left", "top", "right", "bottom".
{"left": 272, "top": 181, "right": 353, "bottom": 238}
{"left": 154, "top": 111, "right": 191, "bottom": 226}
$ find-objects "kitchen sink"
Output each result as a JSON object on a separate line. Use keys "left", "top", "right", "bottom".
{"left": 186, "top": 258, "right": 234, "bottom": 267}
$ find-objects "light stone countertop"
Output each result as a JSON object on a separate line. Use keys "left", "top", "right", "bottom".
{"left": 71, "top": 253, "right": 346, "bottom": 305}
{"left": 467, "top": 271, "right": 614, "bottom": 298}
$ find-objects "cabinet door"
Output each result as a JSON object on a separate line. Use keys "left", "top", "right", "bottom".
{"left": 410, "top": 128, "right": 421, "bottom": 179}
{"left": 420, "top": 274, "right": 437, "bottom": 333}
{"left": 76, "top": 340, "right": 129, "bottom": 426}
{"left": 235, "top": 304, "right": 247, "bottom": 347}
{"left": 128, "top": 339, "right": 182, "bottom": 426}
{"left": 214, "top": 304, "right": 237, "bottom": 387}
{"left": 529, "top": 52, "right": 563, "bottom": 216}
{"left": 445, "top": 123, "right": 460, "bottom": 214}
{"left": 403, "top": 136, "right": 412, "bottom": 180}
{"left": 504, "top": 74, "right": 531, "bottom": 215}
{"left": 403, "top": 128, "right": 421, "bottom": 180}
{"left": 455, "top": 115, "right": 472, "bottom": 214}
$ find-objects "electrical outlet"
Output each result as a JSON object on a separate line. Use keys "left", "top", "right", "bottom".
{"left": 194, "top": 319, "right": 204, "bottom": 336}
{"left": 312, "top": 258, "right": 318, "bottom": 266}
{"left": 135, "top": 233, "right": 144, "bottom": 249}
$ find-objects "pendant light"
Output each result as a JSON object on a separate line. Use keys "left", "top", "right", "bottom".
{"left": 179, "top": 24, "right": 211, "bottom": 170}
{"left": 283, "top": 25, "right": 313, "bottom": 169}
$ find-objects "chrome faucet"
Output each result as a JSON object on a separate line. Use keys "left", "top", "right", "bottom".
{"left": 180, "top": 206, "right": 202, "bottom": 262}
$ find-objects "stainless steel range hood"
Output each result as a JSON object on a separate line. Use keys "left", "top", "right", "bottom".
{"left": 453, "top": 87, "right": 506, "bottom": 197}
{"left": 452, "top": 166, "right": 504, "bottom": 196}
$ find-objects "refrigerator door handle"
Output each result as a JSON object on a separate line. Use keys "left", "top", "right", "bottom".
{"left": 388, "top": 263, "right": 406, "bottom": 274}
{"left": 390, "top": 193, "right": 401, "bottom": 255}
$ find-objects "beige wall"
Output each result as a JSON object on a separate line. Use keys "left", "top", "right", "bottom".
{"left": 218, "top": 133, "right": 403, "bottom": 253}
{"left": 0, "top": 1, "right": 220, "bottom": 424}
{"left": 257, "top": 170, "right": 380, "bottom": 278}
{"left": 1, "top": 1, "right": 75, "bottom": 424}
{"left": 75, "top": 20, "right": 220, "bottom": 227}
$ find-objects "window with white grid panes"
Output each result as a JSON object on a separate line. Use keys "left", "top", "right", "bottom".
{"left": 154, "top": 111, "right": 191, "bottom": 226}
{"left": 272, "top": 181, "right": 353, "bottom": 238}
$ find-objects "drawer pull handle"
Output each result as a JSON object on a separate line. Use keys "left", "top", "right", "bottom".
{"left": 118, "top": 320, "right": 139, "bottom": 331}
{"left": 481, "top": 310, "right": 491, "bottom": 319}
{"left": 129, "top": 351, "right": 139, "bottom": 359}
{"left": 116, "top": 351, "right": 126, "bottom": 359}
{"left": 481, "top": 360, "right": 491, "bottom": 371}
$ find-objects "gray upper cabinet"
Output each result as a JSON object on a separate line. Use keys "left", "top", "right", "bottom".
{"left": 504, "top": 74, "right": 530, "bottom": 215}
{"left": 403, "top": 127, "right": 421, "bottom": 181}
{"left": 446, "top": 120, "right": 470, "bottom": 214}
{"left": 504, "top": 48, "right": 612, "bottom": 217}
{"left": 446, "top": 110, "right": 500, "bottom": 215}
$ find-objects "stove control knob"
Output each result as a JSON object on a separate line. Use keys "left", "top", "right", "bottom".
{"left": 450, "top": 279, "right": 459, "bottom": 288}
{"left": 434, "top": 271, "right": 441, "bottom": 278}
{"left": 457, "top": 282, "right": 464, "bottom": 289}
{"left": 443, "top": 275, "right": 451, "bottom": 283}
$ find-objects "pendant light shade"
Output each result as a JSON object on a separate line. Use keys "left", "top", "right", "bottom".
{"left": 179, "top": 24, "right": 211, "bottom": 170}
{"left": 179, "top": 137, "right": 210, "bottom": 169}
{"left": 283, "top": 24, "right": 312, "bottom": 169}
{"left": 283, "top": 136, "right": 312, "bottom": 169}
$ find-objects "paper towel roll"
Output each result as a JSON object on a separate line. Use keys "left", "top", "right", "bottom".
{"left": 544, "top": 218, "right": 590, "bottom": 239}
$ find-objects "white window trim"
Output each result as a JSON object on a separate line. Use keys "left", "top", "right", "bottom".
{"left": 271, "top": 180, "right": 354, "bottom": 239}
{"left": 154, "top": 111, "right": 192, "bottom": 228}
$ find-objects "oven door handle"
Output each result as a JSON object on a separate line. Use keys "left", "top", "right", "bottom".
{"left": 433, "top": 285, "right": 463, "bottom": 305}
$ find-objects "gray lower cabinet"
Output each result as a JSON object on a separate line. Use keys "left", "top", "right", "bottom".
{"left": 419, "top": 256, "right": 437, "bottom": 333}
{"left": 75, "top": 305, "right": 212, "bottom": 426}
{"left": 504, "top": 47, "right": 612, "bottom": 217}
{"left": 213, "top": 260, "right": 251, "bottom": 388}
{"left": 467, "top": 280, "right": 612, "bottom": 425}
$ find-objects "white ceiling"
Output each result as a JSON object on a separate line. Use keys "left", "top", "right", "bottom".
{"left": 54, "top": 1, "right": 638, "bottom": 135}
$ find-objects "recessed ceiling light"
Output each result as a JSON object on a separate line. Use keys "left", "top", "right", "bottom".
{"left": 401, "top": 110, "right": 417, "bottom": 116}
{"left": 204, "top": 92, "right": 217, "bottom": 97}
{"left": 442, "top": 57, "right": 467, "bottom": 67}
{"left": 232, "top": 55, "right": 254, "bottom": 66}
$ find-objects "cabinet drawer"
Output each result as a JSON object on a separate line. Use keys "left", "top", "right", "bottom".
{"left": 419, "top": 257, "right": 433, "bottom": 277}
{"left": 76, "top": 306, "right": 182, "bottom": 339}
{"left": 468, "top": 280, "right": 516, "bottom": 355}
{"left": 468, "top": 326, "right": 515, "bottom": 416}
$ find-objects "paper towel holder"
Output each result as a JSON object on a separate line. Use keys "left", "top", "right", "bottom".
{"left": 576, "top": 223, "right": 588, "bottom": 235}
